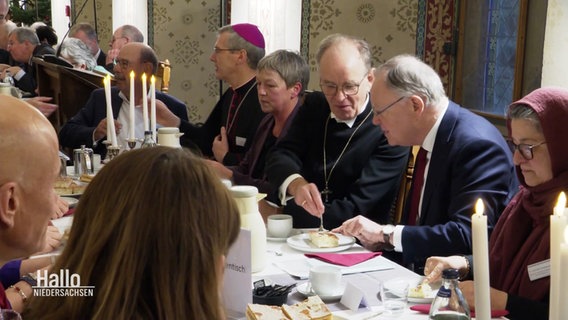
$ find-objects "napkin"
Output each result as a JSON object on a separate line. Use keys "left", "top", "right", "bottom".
{"left": 63, "top": 208, "right": 75, "bottom": 217}
{"left": 304, "top": 252, "right": 382, "bottom": 267}
{"left": 410, "top": 304, "right": 509, "bottom": 317}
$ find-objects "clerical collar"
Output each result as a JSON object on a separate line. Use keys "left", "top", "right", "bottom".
{"left": 330, "top": 94, "right": 369, "bottom": 128}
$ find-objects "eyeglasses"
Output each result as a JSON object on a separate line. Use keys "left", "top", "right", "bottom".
{"left": 373, "top": 96, "right": 406, "bottom": 117}
{"left": 507, "top": 140, "right": 546, "bottom": 160}
{"left": 113, "top": 58, "right": 130, "bottom": 69}
{"left": 320, "top": 73, "right": 368, "bottom": 97}
{"left": 213, "top": 47, "right": 241, "bottom": 53}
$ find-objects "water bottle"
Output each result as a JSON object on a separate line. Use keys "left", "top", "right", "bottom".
{"left": 230, "top": 185, "right": 267, "bottom": 272}
{"left": 140, "top": 130, "right": 156, "bottom": 148}
{"left": 429, "top": 268, "right": 471, "bottom": 320}
{"left": 3, "top": 70, "right": 14, "bottom": 86}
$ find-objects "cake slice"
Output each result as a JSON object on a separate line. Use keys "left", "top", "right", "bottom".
{"left": 308, "top": 231, "right": 339, "bottom": 248}
{"left": 281, "top": 296, "right": 332, "bottom": 320}
{"left": 408, "top": 282, "right": 433, "bottom": 298}
{"left": 246, "top": 303, "right": 289, "bottom": 320}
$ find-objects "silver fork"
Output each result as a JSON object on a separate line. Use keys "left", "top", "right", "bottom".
{"left": 318, "top": 215, "right": 324, "bottom": 232}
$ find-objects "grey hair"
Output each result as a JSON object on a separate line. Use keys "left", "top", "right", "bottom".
{"left": 219, "top": 25, "right": 265, "bottom": 69}
{"left": 507, "top": 104, "right": 542, "bottom": 132}
{"left": 9, "top": 27, "right": 40, "bottom": 46}
{"left": 315, "top": 34, "right": 372, "bottom": 71}
{"left": 257, "top": 50, "right": 310, "bottom": 95}
{"left": 59, "top": 38, "right": 96, "bottom": 70}
{"left": 120, "top": 25, "right": 144, "bottom": 43}
{"left": 376, "top": 54, "right": 447, "bottom": 106}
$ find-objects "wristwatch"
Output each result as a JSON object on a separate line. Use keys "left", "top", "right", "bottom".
{"left": 20, "top": 273, "right": 37, "bottom": 288}
{"left": 382, "top": 224, "right": 395, "bottom": 251}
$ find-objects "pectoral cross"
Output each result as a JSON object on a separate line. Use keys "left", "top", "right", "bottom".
{"left": 321, "top": 188, "right": 332, "bottom": 203}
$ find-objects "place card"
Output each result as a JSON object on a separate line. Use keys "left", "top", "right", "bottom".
{"left": 223, "top": 229, "right": 252, "bottom": 318}
{"left": 340, "top": 282, "right": 369, "bottom": 311}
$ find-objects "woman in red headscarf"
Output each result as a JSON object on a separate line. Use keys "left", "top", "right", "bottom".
{"left": 423, "top": 87, "right": 568, "bottom": 320}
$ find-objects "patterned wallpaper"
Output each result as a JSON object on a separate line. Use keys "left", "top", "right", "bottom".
{"left": 71, "top": 0, "right": 420, "bottom": 123}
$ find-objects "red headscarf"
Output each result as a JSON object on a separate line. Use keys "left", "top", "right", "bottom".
{"left": 489, "top": 87, "right": 568, "bottom": 301}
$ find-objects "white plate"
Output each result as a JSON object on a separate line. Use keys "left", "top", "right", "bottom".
{"left": 60, "top": 196, "right": 79, "bottom": 207}
{"left": 296, "top": 282, "right": 345, "bottom": 301}
{"left": 286, "top": 233, "right": 355, "bottom": 253}
{"left": 407, "top": 295, "right": 435, "bottom": 303}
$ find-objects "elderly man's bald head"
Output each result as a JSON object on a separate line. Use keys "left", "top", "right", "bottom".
{"left": 0, "top": 96, "right": 59, "bottom": 261}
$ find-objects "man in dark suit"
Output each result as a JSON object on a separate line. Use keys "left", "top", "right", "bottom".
{"left": 333, "top": 54, "right": 517, "bottom": 271}
{"left": 69, "top": 23, "right": 107, "bottom": 67}
{"left": 59, "top": 43, "right": 188, "bottom": 157}
{"left": 1, "top": 27, "right": 54, "bottom": 94}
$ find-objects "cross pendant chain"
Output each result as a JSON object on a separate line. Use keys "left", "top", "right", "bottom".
{"left": 321, "top": 187, "right": 332, "bottom": 203}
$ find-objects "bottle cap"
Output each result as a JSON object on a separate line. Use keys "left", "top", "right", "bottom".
{"left": 442, "top": 268, "right": 460, "bottom": 279}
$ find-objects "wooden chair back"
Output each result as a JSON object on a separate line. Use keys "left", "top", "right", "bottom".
{"left": 156, "top": 59, "right": 171, "bottom": 93}
{"left": 390, "top": 146, "right": 420, "bottom": 224}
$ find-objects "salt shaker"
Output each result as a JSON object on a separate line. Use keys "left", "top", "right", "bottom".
{"left": 429, "top": 268, "right": 471, "bottom": 320}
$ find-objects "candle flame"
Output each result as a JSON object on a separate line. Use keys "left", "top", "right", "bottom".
{"left": 555, "top": 192, "right": 566, "bottom": 216}
{"left": 130, "top": 70, "right": 135, "bottom": 78}
{"left": 103, "top": 74, "right": 109, "bottom": 85}
{"left": 141, "top": 73, "right": 147, "bottom": 81}
{"left": 475, "top": 198, "right": 485, "bottom": 216}
{"left": 150, "top": 75, "right": 155, "bottom": 83}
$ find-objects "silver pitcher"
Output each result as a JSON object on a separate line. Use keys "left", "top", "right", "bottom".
{"left": 73, "top": 145, "right": 94, "bottom": 176}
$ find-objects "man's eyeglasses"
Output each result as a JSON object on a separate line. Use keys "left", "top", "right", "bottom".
{"left": 113, "top": 58, "right": 130, "bottom": 69}
{"left": 507, "top": 140, "right": 546, "bottom": 160}
{"left": 320, "top": 73, "right": 368, "bottom": 97}
{"left": 373, "top": 96, "right": 406, "bottom": 117}
{"left": 213, "top": 47, "right": 241, "bottom": 53}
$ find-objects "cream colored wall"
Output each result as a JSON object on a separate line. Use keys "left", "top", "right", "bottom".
{"left": 542, "top": 0, "right": 568, "bottom": 88}
{"left": 71, "top": 0, "right": 418, "bottom": 123}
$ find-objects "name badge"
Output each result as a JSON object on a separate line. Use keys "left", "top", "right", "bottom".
{"left": 527, "top": 259, "right": 550, "bottom": 281}
{"left": 236, "top": 136, "right": 246, "bottom": 147}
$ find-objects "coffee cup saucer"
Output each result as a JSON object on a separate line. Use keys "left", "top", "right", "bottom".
{"left": 266, "top": 232, "right": 290, "bottom": 242}
{"left": 296, "top": 281, "right": 345, "bottom": 301}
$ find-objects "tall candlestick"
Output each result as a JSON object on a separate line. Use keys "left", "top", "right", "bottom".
{"left": 559, "top": 227, "right": 568, "bottom": 319}
{"left": 103, "top": 75, "right": 117, "bottom": 147}
{"left": 129, "top": 70, "right": 135, "bottom": 141}
{"left": 472, "top": 198, "right": 490, "bottom": 320}
{"left": 141, "top": 73, "right": 149, "bottom": 131}
{"left": 150, "top": 75, "right": 156, "bottom": 141}
{"left": 550, "top": 192, "right": 567, "bottom": 320}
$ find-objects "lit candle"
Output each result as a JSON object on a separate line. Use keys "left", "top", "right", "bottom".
{"left": 559, "top": 226, "right": 568, "bottom": 319}
{"left": 141, "top": 73, "right": 149, "bottom": 132}
{"left": 150, "top": 75, "right": 156, "bottom": 141}
{"left": 472, "top": 198, "right": 490, "bottom": 320}
{"left": 129, "top": 70, "right": 135, "bottom": 141}
{"left": 550, "top": 192, "right": 567, "bottom": 320}
{"left": 103, "top": 75, "right": 117, "bottom": 147}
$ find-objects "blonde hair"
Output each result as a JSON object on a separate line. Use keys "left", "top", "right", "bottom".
{"left": 24, "top": 147, "right": 240, "bottom": 319}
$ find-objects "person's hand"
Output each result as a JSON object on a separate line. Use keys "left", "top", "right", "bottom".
{"left": 106, "top": 48, "right": 120, "bottom": 65}
{"left": 51, "top": 196, "right": 69, "bottom": 219}
{"left": 212, "top": 127, "right": 229, "bottom": 162}
{"left": 0, "top": 63, "right": 10, "bottom": 71}
{"left": 423, "top": 256, "right": 468, "bottom": 283}
{"left": 36, "top": 225, "right": 63, "bottom": 254}
{"left": 331, "top": 216, "right": 384, "bottom": 251}
{"left": 154, "top": 99, "right": 181, "bottom": 127}
{"left": 94, "top": 118, "right": 122, "bottom": 141}
{"left": 25, "top": 96, "right": 58, "bottom": 117}
{"left": 204, "top": 159, "right": 233, "bottom": 180}
{"left": 289, "top": 178, "right": 325, "bottom": 217}
{"left": 2, "top": 66, "right": 21, "bottom": 77}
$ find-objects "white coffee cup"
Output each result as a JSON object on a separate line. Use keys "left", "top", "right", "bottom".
{"left": 309, "top": 265, "right": 342, "bottom": 296}
{"left": 93, "top": 154, "right": 102, "bottom": 171}
{"left": 267, "top": 214, "right": 293, "bottom": 238}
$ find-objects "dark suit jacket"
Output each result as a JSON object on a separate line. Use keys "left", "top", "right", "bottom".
{"left": 15, "top": 44, "right": 55, "bottom": 94}
{"left": 396, "top": 101, "right": 517, "bottom": 268}
{"left": 96, "top": 50, "right": 107, "bottom": 67}
{"left": 59, "top": 87, "right": 188, "bottom": 156}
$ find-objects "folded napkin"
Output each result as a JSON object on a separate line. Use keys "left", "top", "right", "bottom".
{"left": 304, "top": 252, "right": 382, "bottom": 267}
{"left": 410, "top": 304, "right": 509, "bottom": 317}
{"left": 63, "top": 208, "right": 75, "bottom": 217}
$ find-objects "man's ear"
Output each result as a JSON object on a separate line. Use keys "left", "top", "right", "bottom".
{"left": 0, "top": 182, "right": 18, "bottom": 229}
{"left": 142, "top": 62, "right": 154, "bottom": 77}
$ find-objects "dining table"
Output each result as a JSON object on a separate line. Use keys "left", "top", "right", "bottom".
{"left": 246, "top": 230, "right": 510, "bottom": 320}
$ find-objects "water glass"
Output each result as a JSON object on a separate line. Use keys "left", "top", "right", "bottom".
{"left": 382, "top": 279, "right": 409, "bottom": 317}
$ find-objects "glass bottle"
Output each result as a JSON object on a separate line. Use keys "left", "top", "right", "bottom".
{"left": 230, "top": 185, "right": 267, "bottom": 272}
{"left": 429, "top": 268, "right": 471, "bottom": 320}
{"left": 140, "top": 130, "right": 156, "bottom": 148}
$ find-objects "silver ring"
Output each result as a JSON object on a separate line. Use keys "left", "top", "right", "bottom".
{"left": 301, "top": 200, "right": 307, "bottom": 206}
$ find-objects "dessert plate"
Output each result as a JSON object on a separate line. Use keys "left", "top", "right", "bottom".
{"left": 287, "top": 233, "right": 355, "bottom": 253}
{"left": 296, "top": 282, "right": 345, "bottom": 302}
